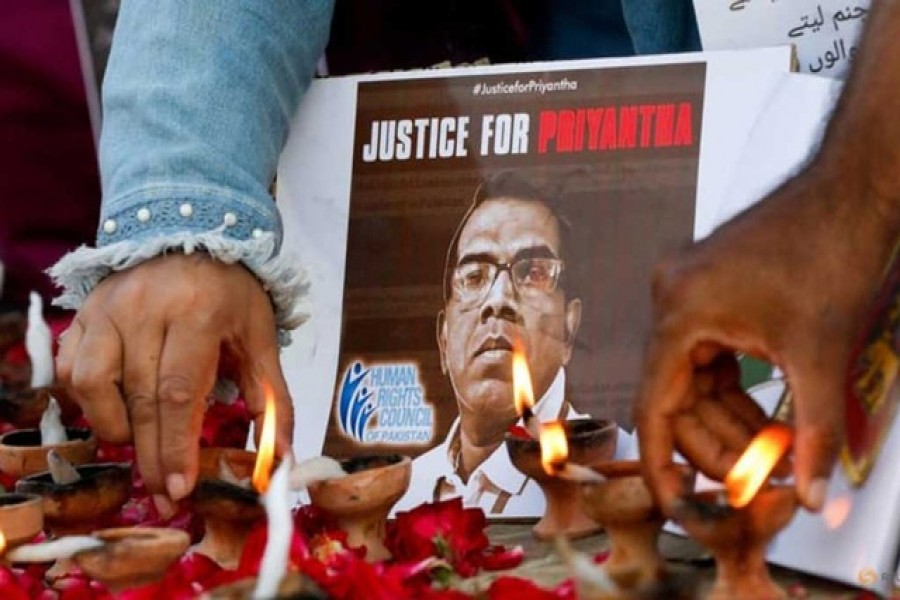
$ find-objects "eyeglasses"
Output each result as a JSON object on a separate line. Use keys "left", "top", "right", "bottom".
{"left": 450, "top": 257, "right": 565, "bottom": 307}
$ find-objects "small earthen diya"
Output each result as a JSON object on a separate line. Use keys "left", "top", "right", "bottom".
{"left": 0, "top": 426, "right": 97, "bottom": 480}
{"left": 202, "top": 571, "right": 328, "bottom": 600}
{"left": 0, "top": 387, "right": 51, "bottom": 430}
{"left": 0, "top": 294, "right": 63, "bottom": 429}
{"left": 676, "top": 485, "right": 797, "bottom": 600}
{"left": 72, "top": 527, "right": 190, "bottom": 592}
{"left": 15, "top": 461, "right": 132, "bottom": 536}
{"left": 580, "top": 460, "right": 693, "bottom": 589}
{"left": 307, "top": 454, "right": 411, "bottom": 562}
{"left": 505, "top": 418, "right": 617, "bottom": 540}
{"left": 676, "top": 423, "right": 796, "bottom": 600}
{"left": 191, "top": 447, "right": 266, "bottom": 569}
{"left": 0, "top": 492, "right": 43, "bottom": 549}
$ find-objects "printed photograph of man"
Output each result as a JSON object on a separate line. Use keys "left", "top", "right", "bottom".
{"left": 394, "top": 170, "right": 637, "bottom": 516}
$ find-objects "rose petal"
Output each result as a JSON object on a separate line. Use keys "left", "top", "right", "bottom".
{"left": 481, "top": 545, "right": 525, "bottom": 571}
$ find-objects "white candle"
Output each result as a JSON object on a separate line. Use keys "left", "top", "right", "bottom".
{"left": 289, "top": 456, "right": 346, "bottom": 490}
{"left": 253, "top": 454, "right": 294, "bottom": 600}
{"left": 6, "top": 535, "right": 103, "bottom": 563}
{"left": 25, "top": 292, "right": 53, "bottom": 389}
{"left": 40, "top": 397, "right": 67, "bottom": 445}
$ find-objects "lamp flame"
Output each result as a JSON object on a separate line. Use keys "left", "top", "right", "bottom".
{"left": 725, "top": 423, "right": 793, "bottom": 508}
{"left": 0, "top": 530, "right": 6, "bottom": 555}
{"left": 539, "top": 421, "right": 568, "bottom": 476}
{"left": 512, "top": 341, "right": 535, "bottom": 416}
{"left": 252, "top": 382, "right": 277, "bottom": 493}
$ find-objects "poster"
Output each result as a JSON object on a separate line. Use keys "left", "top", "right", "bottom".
{"left": 693, "top": 0, "right": 869, "bottom": 78}
{"left": 277, "top": 47, "right": 794, "bottom": 518}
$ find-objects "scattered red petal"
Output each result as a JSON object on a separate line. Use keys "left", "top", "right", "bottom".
{"left": 487, "top": 576, "right": 559, "bottom": 600}
{"left": 507, "top": 425, "right": 532, "bottom": 439}
{"left": 481, "top": 545, "right": 525, "bottom": 571}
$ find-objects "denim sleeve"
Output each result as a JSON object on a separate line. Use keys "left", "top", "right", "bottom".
{"left": 50, "top": 0, "right": 334, "bottom": 338}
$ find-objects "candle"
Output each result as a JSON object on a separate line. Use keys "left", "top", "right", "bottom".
{"left": 25, "top": 292, "right": 53, "bottom": 389}
{"left": 6, "top": 535, "right": 104, "bottom": 563}
{"left": 252, "top": 454, "right": 294, "bottom": 599}
{"left": 290, "top": 456, "right": 346, "bottom": 490}
{"left": 39, "top": 397, "right": 67, "bottom": 445}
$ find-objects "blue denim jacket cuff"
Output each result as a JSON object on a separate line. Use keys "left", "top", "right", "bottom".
{"left": 48, "top": 187, "right": 308, "bottom": 345}
{"left": 95, "top": 185, "right": 283, "bottom": 249}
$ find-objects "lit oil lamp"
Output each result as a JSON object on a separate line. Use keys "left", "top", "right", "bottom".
{"left": 0, "top": 493, "right": 43, "bottom": 551}
{"left": 0, "top": 398, "right": 97, "bottom": 480}
{"left": 579, "top": 459, "right": 694, "bottom": 590}
{"left": 306, "top": 454, "right": 411, "bottom": 562}
{"left": 506, "top": 419, "right": 615, "bottom": 539}
{"left": 191, "top": 383, "right": 278, "bottom": 569}
{"left": 504, "top": 345, "right": 616, "bottom": 539}
{"left": 675, "top": 423, "right": 796, "bottom": 600}
{"left": 205, "top": 455, "right": 330, "bottom": 599}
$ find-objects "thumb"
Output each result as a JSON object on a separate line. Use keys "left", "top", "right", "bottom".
{"left": 787, "top": 358, "right": 845, "bottom": 512}
{"left": 241, "top": 350, "right": 295, "bottom": 459}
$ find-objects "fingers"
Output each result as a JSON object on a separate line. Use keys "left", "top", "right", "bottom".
{"left": 121, "top": 325, "right": 165, "bottom": 499}
{"left": 242, "top": 345, "right": 295, "bottom": 458}
{"left": 788, "top": 358, "right": 845, "bottom": 511}
{"left": 157, "top": 324, "right": 219, "bottom": 502}
{"left": 67, "top": 315, "right": 131, "bottom": 443}
{"left": 55, "top": 319, "right": 83, "bottom": 389}
{"left": 635, "top": 333, "right": 695, "bottom": 513}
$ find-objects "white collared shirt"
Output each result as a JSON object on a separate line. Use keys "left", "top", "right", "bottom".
{"left": 392, "top": 368, "right": 638, "bottom": 517}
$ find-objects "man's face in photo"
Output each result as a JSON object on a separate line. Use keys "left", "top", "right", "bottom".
{"left": 438, "top": 197, "right": 581, "bottom": 445}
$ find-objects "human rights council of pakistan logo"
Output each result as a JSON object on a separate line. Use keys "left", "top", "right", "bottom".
{"left": 336, "top": 360, "right": 434, "bottom": 445}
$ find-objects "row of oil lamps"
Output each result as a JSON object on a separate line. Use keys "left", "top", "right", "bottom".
{"left": 0, "top": 296, "right": 799, "bottom": 599}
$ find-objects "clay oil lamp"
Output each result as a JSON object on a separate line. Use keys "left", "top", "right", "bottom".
{"left": 0, "top": 492, "right": 44, "bottom": 551}
{"left": 503, "top": 345, "right": 615, "bottom": 539}
{"left": 203, "top": 571, "right": 328, "bottom": 600}
{"left": 15, "top": 450, "right": 132, "bottom": 537}
{"left": 6, "top": 526, "right": 190, "bottom": 593}
{"left": 206, "top": 455, "right": 333, "bottom": 599}
{"left": 0, "top": 397, "right": 97, "bottom": 480}
{"left": 675, "top": 423, "right": 797, "bottom": 600}
{"left": 0, "top": 294, "right": 55, "bottom": 430}
{"left": 306, "top": 453, "right": 411, "bottom": 562}
{"left": 191, "top": 383, "right": 279, "bottom": 569}
{"left": 73, "top": 527, "right": 190, "bottom": 592}
{"left": 579, "top": 459, "right": 695, "bottom": 590}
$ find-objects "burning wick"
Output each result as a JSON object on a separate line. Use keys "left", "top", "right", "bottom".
{"left": 539, "top": 421, "right": 605, "bottom": 483}
{"left": 512, "top": 342, "right": 541, "bottom": 439}
{"left": 252, "top": 454, "right": 294, "bottom": 599}
{"left": 252, "top": 382, "right": 278, "bottom": 494}
{"left": 724, "top": 423, "right": 793, "bottom": 508}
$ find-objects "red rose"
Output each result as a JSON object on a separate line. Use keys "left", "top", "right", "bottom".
{"left": 386, "top": 498, "right": 489, "bottom": 576}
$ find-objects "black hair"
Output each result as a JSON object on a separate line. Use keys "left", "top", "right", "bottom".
{"left": 441, "top": 169, "right": 577, "bottom": 302}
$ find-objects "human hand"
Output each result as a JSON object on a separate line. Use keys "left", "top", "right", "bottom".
{"left": 635, "top": 166, "right": 898, "bottom": 513}
{"left": 55, "top": 253, "right": 293, "bottom": 515}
